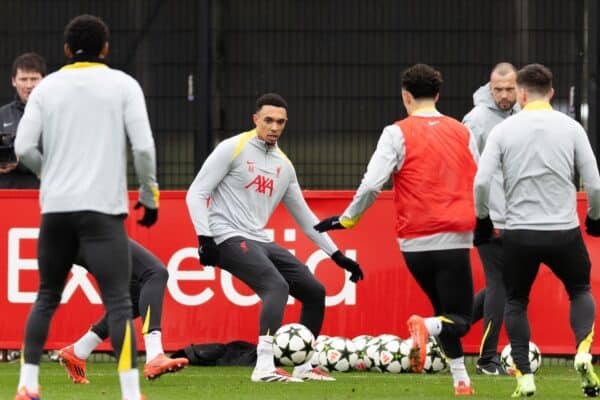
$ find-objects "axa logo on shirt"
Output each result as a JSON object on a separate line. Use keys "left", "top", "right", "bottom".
{"left": 6, "top": 227, "right": 358, "bottom": 307}
{"left": 245, "top": 175, "right": 274, "bottom": 196}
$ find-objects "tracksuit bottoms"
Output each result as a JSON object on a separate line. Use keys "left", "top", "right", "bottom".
{"left": 217, "top": 236, "right": 326, "bottom": 337}
{"left": 23, "top": 212, "right": 136, "bottom": 370}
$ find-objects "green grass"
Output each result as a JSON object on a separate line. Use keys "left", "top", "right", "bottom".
{"left": 0, "top": 360, "right": 591, "bottom": 399}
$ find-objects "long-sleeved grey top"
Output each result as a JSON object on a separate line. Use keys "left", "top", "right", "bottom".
{"left": 474, "top": 101, "right": 600, "bottom": 230}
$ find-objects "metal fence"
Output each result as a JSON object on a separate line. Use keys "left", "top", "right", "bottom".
{"left": 0, "top": 0, "right": 203, "bottom": 189}
{"left": 0, "top": 0, "right": 591, "bottom": 189}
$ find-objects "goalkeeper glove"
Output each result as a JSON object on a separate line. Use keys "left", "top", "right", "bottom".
{"left": 331, "top": 250, "right": 364, "bottom": 283}
{"left": 198, "top": 235, "right": 220, "bottom": 266}
{"left": 314, "top": 216, "right": 346, "bottom": 232}
{"left": 473, "top": 216, "right": 493, "bottom": 246}
{"left": 585, "top": 216, "right": 600, "bottom": 237}
{"left": 134, "top": 201, "right": 158, "bottom": 227}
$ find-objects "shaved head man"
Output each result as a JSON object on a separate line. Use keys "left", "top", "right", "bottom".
{"left": 462, "top": 62, "right": 519, "bottom": 376}
{"left": 490, "top": 62, "right": 517, "bottom": 111}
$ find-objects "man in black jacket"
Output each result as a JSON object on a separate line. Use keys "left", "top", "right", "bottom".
{"left": 0, "top": 52, "right": 46, "bottom": 188}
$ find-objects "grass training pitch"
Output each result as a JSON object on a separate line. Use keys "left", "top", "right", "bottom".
{"left": 0, "top": 359, "right": 591, "bottom": 399}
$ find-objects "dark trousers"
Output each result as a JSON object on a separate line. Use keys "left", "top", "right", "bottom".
{"left": 23, "top": 212, "right": 136, "bottom": 370}
{"left": 403, "top": 248, "right": 474, "bottom": 359}
{"left": 217, "top": 236, "right": 326, "bottom": 337}
{"left": 503, "top": 228, "right": 595, "bottom": 374}
{"left": 472, "top": 235, "right": 505, "bottom": 364}
{"left": 90, "top": 239, "right": 169, "bottom": 340}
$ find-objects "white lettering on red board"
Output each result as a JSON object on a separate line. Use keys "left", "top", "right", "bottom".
{"left": 7, "top": 228, "right": 357, "bottom": 307}
{"left": 8, "top": 228, "right": 101, "bottom": 304}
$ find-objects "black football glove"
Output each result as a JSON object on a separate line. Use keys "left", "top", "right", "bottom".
{"left": 331, "top": 250, "right": 364, "bottom": 283}
{"left": 198, "top": 235, "right": 219, "bottom": 266}
{"left": 134, "top": 201, "right": 158, "bottom": 227}
{"left": 314, "top": 216, "right": 346, "bottom": 233}
{"left": 473, "top": 216, "right": 494, "bottom": 246}
{"left": 585, "top": 216, "right": 600, "bottom": 237}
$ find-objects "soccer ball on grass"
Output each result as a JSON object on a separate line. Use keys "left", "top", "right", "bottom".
{"left": 352, "top": 335, "right": 374, "bottom": 371}
{"left": 500, "top": 341, "right": 541, "bottom": 374}
{"left": 423, "top": 337, "right": 447, "bottom": 373}
{"left": 272, "top": 323, "right": 315, "bottom": 366}
{"left": 376, "top": 338, "right": 411, "bottom": 373}
{"left": 317, "top": 336, "right": 358, "bottom": 372}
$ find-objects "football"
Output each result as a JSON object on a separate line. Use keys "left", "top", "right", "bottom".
{"left": 365, "top": 336, "right": 383, "bottom": 372}
{"left": 272, "top": 323, "right": 315, "bottom": 366}
{"left": 352, "top": 334, "right": 374, "bottom": 371}
{"left": 315, "top": 334, "right": 330, "bottom": 345}
{"left": 376, "top": 338, "right": 411, "bottom": 373}
{"left": 377, "top": 333, "right": 401, "bottom": 345}
{"left": 311, "top": 335, "right": 330, "bottom": 367}
{"left": 500, "top": 341, "right": 542, "bottom": 374}
{"left": 423, "top": 337, "right": 447, "bottom": 374}
{"left": 317, "top": 336, "right": 358, "bottom": 372}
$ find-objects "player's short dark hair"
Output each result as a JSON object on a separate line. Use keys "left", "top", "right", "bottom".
{"left": 64, "top": 14, "right": 109, "bottom": 58}
{"left": 12, "top": 52, "right": 46, "bottom": 77}
{"left": 401, "top": 63, "right": 443, "bottom": 99}
{"left": 255, "top": 93, "right": 288, "bottom": 112}
{"left": 516, "top": 64, "right": 553, "bottom": 96}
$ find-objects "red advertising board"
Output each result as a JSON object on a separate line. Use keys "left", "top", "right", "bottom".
{"left": 1, "top": 190, "right": 599, "bottom": 354}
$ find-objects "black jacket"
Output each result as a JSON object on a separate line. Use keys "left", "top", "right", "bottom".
{"left": 0, "top": 97, "right": 39, "bottom": 188}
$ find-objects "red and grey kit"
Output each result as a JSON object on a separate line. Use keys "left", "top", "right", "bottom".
{"left": 334, "top": 109, "right": 479, "bottom": 359}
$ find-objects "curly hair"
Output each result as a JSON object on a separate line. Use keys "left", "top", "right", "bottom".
{"left": 64, "top": 14, "right": 109, "bottom": 58}
{"left": 401, "top": 63, "right": 443, "bottom": 99}
{"left": 255, "top": 93, "right": 288, "bottom": 112}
